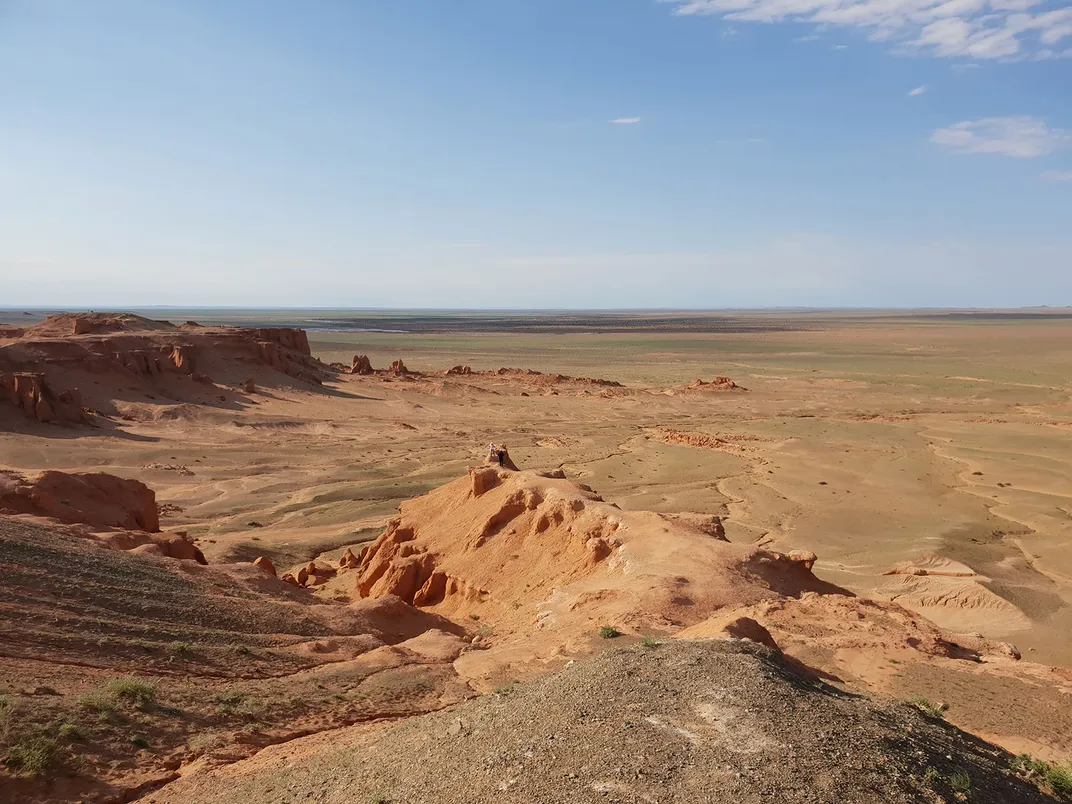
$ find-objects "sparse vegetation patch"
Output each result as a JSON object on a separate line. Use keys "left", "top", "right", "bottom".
{"left": 908, "top": 696, "right": 948, "bottom": 719}
{"left": 1011, "top": 753, "right": 1072, "bottom": 798}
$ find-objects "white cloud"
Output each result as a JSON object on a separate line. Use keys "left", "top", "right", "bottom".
{"left": 908, "top": 85, "right": 928, "bottom": 95}
{"left": 661, "top": 0, "right": 1072, "bottom": 60}
{"left": 931, "top": 116, "right": 1070, "bottom": 157}
{"left": 1042, "top": 169, "right": 1072, "bottom": 180}
{"left": 834, "top": 43, "right": 849, "bottom": 48}
{"left": 610, "top": 117, "right": 641, "bottom": 124}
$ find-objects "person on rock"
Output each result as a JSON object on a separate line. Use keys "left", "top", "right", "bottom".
{"left": 498, "top": 448, "right": 506, "bottom": 467}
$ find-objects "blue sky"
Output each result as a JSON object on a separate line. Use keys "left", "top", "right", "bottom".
{"left": 1, "top": 0, "right": 1070, "bottom": 308}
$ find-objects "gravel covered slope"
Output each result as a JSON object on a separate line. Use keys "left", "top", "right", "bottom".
{"left": 145, "top": 638, "right": 1054, "bottom": 804}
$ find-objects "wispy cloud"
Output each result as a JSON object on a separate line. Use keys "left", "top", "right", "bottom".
{"left": 610, "top": 117, "right": 641, "bottom": 125}
{"left": 1042, "top": 169, "right": 1072, "bottom": 181}
{"left": 833, "top": 43, "right": 848, "bottom": 49}
{"left": 931, "top": 116, "right": 1070, "bottom": 158}
{"left": 661, "top": 0, "right": 1072, "bottom": 61}
{"left": 908, "top": 85, "right": 927, "bottom": 96}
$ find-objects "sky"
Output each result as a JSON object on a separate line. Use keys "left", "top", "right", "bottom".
{"left": 1, "top": 0, "right": 1070, "bottom": 308}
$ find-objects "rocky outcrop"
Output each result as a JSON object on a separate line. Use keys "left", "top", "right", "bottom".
{"left": 0, "top": 470, "right": 159, "bottom": 531}
{"left": 469, "top": 466, "right": 502, "bottom": 497}
{"left": 350, "top": 355, "right": 374, "bottom": 375}
{"left": 787, "top": 550, "right": 817, "bottom": 571}
{"left": 339, "top": 548, "right": 361, "bottom": 569}
{"left": 0, "top": 372, "right": 85, "bottom": 424}
{"left": 493, "top": 367, "right": 622, "bottom": 387}
{"left": 0, "top": 314, "right": 331, "bottom": 429}
{"left": 388, "top": 359, "right": 410, "bottom": 375}
{"left": 353, "top": 470, "right": 846, "bottom": 644}
{"left": 485, "top": 447, "right": 519, "bottom": 471}
{"left": 446, "top": 365, "right": 472, "bottom": 376}
{"left": 243, "top": 328, "right": 312, "bottom": 356}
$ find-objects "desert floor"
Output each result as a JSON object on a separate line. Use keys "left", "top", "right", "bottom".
{"left": 6, "top": 310, "right": 1071, "bottom": 665}
{"left": 4, "top": 309, "right": 1072, "bottom": 799}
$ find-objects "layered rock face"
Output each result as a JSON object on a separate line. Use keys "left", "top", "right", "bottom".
{"left": 0, "top": 372, "right": 85, "bottom": 424}
{"left": 0, "top": 313, "right": 328, "bottom": 427}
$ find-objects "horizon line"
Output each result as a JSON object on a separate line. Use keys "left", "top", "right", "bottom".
{"left": 4, "top": 305, "right": 1072, "bottom": 314}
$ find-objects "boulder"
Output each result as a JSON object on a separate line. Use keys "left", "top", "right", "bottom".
{"left": 152, "top": 533, "right": 208, "bottom": 564}
{"left": 787, "top": 550, "right": 817, "bottom": 571}
{"left": 339, "top": 548, "right": 361, "bottom": 569}
{"left": 243, "top": 378, "right": 257, "bottom": 394}
{"left": 253, "top": 556, "right": 277, "bottom": 576}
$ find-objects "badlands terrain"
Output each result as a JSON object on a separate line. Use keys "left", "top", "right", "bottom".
{"left": 1, "top": 309, "right": 1072, "bottom": 803}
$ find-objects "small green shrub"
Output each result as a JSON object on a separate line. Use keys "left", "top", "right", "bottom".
{"left": 214, "top": 690, "right": 250, "bottom": 714}
{"left": 641, "top": 636, "right": 660, "bottom": 648}
{"left": 233, "top": 644, "right": 251, "bottom": 655}
{"left": 215, "top": 694, "right": 266, "bottom": 720}
{"left": 130, "top": 735, "right": 149, "bottom": 749}
{"left": 599, "top": 626, "right": 622, "bottom": 639}
{"left": 78, "top": 692, "right": 115, "bottom": 719}
{"left": 1046, "top": 764, "right": 1072, "bottom": 796}
{"left": 168, "top": 641, "right": 192, "bottom": 656}
{"left": 5, "top": 736, "right": 58, "bottom": 776}
{"left": 1012, "top": 754, "right": 1072, "bottom": 797}
{"left": 922, "top": 767, "right": 939, "bottom": 788}
{"left": 908, "top": 696, "right": 948, "bottom": 719}
{"left": 102, "top": 678, "right": 157, "bottom": 711}
{"left": 948, "top": 769, "right": 971, "bottom": 793}
{"left": 57, "top": 723, "right": 86, "bottom": 742}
